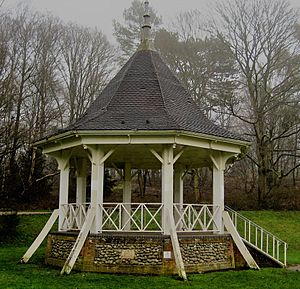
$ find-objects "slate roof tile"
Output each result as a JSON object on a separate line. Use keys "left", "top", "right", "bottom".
{"left": 61, "top": 49, "right": 245, "bottom": 141}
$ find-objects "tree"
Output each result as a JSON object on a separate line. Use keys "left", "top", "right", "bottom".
{"left": 113, "top": 0, "right": 162, "bottom": 64}
{"left": 155, "top": 27, "right": 237, "bottom": 127}
{"left": 58, "top": 24, "right": 115, "bottom": 123}
{"left": 0, "top": 7, "right": 116, "bottom": 208}
{"left": 212, "top": 0, "right": 300, "bottom": 208}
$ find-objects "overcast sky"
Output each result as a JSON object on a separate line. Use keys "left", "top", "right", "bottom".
{"left": 3, "top": 0, "right": 300, "bottom": 42}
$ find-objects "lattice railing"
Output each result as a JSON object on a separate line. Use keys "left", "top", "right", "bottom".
{"left": 225, "top": 206, "right": 288, "bottom": 267}
{"left": 100, "top": 203, "right": 163, "bottom": 232}
{"left": 61, "top": 203, "right": 91, "bottom": 231}
{"left": 173, "top": 204, "right": 220, "bottom": 232}
{"left": 61, "top": 203, "right": 222, "bottom": 233}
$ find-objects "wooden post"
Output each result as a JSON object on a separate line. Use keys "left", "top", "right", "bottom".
{"left": 76, "top": 158, "right": 87, "bottom": 205}
{"left": 122, "top": 163, "right": 131, "bottom": 230}
{"left": 162, "top": 145, "right": 173, "bottom": 235}
{"left": 55, "top": 152, "right": 72, "bottom": 232}
{"left": 211, "top": 153, "right": 225, "bottom": 233}
{"left": 174, "top": 166, "right": 184, "bottom": 230}
{"left": 90, "top": 146, "right": 105, "bottom": 234}
{"left": 210, "top": 152, "right": 235, "bottom": 234}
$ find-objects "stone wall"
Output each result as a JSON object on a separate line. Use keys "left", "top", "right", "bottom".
{"left": 45, "top": 232, "right": 238, "bottom": 274}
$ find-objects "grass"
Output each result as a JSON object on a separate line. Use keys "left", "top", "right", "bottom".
{"left": 240, "top": 211, "right": 300, "bottom": 264}
{"left": 0, "top": 212, "right": 299, "bottom": 288}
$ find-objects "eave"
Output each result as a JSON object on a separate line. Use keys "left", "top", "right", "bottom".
{"left": 35, "top": 129, "right": 251, "bottom": 155}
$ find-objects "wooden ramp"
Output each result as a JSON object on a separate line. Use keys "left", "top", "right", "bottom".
{"left": 166, "top": 208, "right": 187, "bottom": 280}
{"left": 20, "top": 209, "right": 59, "bottom": 264}
{"left": 223, "top": 211, "right": 259, "bottom": 270}
{"left": 61, "top": 207, "right": 95, "bottom": 275}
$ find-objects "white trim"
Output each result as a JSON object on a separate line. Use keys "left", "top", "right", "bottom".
{"left": 36, "top": 130, "right": 250, "bottom": 153}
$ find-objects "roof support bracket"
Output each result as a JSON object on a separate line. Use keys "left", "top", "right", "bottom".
{"left": 173, "top": 149, "right": 184, "bottom": 165}
{"left": 100, "top": 148, "right": 115, "bottom": 165}
{"left": 210, "top": 154, "right": 220, "bottom": 170}
{"left": 150, "top": 148, "right": 163, "bottom": 163}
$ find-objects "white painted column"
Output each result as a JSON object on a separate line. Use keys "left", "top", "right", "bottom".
{"left": 211, "top": 153, "right": 226, "bottom": 234}
{"left": 90, "top": 146, "right": 105, "bottom": 234}
{"left": 162, "top": 145, "right": 174, "bottom": 235}
{"left": 76, "top": 158, "right": 87, "bottom": 205}
{"left": 76, "top": 158, "right": 87, "bottom": 228}
{"left": 174, "top": 166, "right": 184, "bottom": 230}
{"left": 122, "top": 163, "right": 132, "bottom": 230}
{"left": 55, "top": 152, "right": 71, "bottom": 232}
{"left": 58, "top": 167, "right": 69, "bottom": 231}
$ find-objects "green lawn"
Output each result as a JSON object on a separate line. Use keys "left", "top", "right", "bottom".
{"left": 0, "top": 212, "right": 299, "bottom": 289}
{"left": 240, "top": 211, "right": 300, "bottom": 264}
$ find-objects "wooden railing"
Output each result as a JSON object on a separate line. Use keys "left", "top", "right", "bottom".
{"left": 99, "top": 203, "right": 163, "bottom": 232}
{"left": 60, "top": 203, "right": 222, "bottom": 233}
{"left": 61, "top": 203, "right": 91, "bottom": 230}
{"left": 173, "top": 204, "right": 220, "bottom": 232}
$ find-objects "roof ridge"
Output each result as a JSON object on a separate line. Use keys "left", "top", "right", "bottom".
{"left": 149, "top": 51, "right": 181, "bottom": 130}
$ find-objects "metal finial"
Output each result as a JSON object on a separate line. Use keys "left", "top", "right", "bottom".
{"left": 139, "top": 1, "right": 155, "bottom": 50}
{"left": 142, "top": 1, "right": 151, "bottom": 41}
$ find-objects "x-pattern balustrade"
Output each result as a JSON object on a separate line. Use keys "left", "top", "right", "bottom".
{"left": 174, "top": 204, "right": 220, "bottom": 232}
{"left": 61, "top": 203, "right": 91, "bottom": 230}
{"left": 60, "top": 203, "right": 221, "bottom": 233}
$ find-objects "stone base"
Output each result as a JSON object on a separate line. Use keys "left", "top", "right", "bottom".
{"left": 45, "top": 232, "right": 246, "bottom": 275}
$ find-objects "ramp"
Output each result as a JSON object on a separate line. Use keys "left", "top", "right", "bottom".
{"left": 61, "top": 207, "right": 95, "bottom": 275}
{"left": 20, "top": 209, "right": 59, "bottom": 264}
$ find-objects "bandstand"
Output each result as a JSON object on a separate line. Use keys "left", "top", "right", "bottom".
{"left": 20, "top": 1, "right": 288, "bottom": 278}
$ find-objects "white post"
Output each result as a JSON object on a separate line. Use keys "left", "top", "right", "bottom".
{"left": 211, "top": 152, "right": 226, "bottom": 234}
{"left": 56, "top": 155, "right": 70, "bottom": 232}
{"left": 76, "top": 158, "right": 87, "bottom": 228}
{"left": 162, "top": 145, "right": 173, "bottom": 235}
{"left": 174, "top": 166, "right": 184, "bottom": 230}
{"left": 76, "top": 158, "right": 87, "bottom": 205}
{"left": 90, "top": 146, "right": 105, "bottom": 234}
{"left": 122, "top": 163, "right": 132, "bottom": 230}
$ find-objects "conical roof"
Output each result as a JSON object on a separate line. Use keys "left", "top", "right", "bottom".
{"left": 64, "top": 48, "right": 243, "bottom": 141}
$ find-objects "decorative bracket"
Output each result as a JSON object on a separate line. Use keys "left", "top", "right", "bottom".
{"left": 150, "top": 148, "right": 163, "bottom": 164}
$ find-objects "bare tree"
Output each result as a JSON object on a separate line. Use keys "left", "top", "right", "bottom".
{"left": 58, "top": 24, "right": 115, "bottom": 124}
{"left": 212, "top": 0, "right": 300, "bottom": 208}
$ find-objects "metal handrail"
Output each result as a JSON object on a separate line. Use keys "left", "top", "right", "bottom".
{"left": 225, "top": 206, "right": 288, "bottom": 267}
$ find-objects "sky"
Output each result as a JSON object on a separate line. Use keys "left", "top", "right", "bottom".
{"left": 2, "top": 0, "right": 300, "bottom": 42}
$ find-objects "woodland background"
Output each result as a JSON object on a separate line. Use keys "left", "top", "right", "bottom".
{"left": 0, "top": 0, "right": 299, "bottom": 210}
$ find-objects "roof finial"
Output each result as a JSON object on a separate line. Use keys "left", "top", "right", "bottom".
{"left": 139, "top": 0, "right": 155, "bottom": 51}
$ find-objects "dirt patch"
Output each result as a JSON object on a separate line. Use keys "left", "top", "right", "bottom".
{"left": 287, "top": 265, "right": 300, "bottom": 272}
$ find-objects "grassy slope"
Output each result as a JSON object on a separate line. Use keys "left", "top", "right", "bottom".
{"left": 241, "top": 211, "right": 300, "bottom": 264}
{"left": 0, "top": 212, "right": 299, "bottom": 289}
